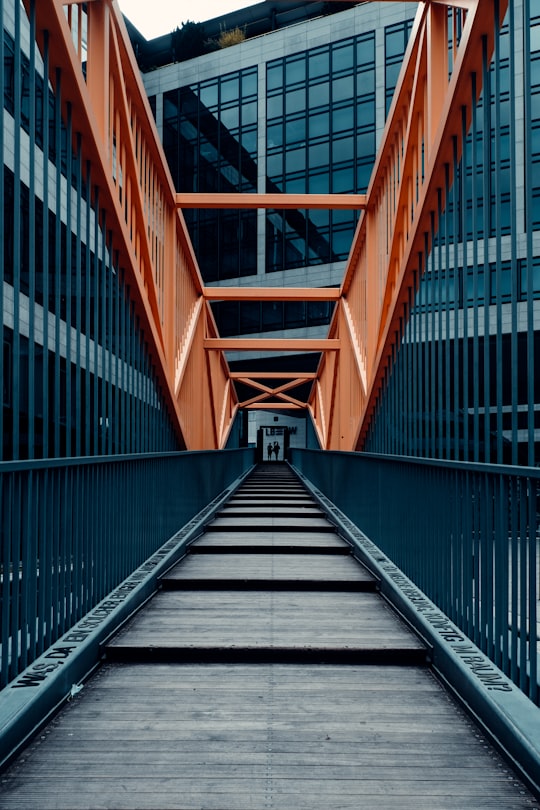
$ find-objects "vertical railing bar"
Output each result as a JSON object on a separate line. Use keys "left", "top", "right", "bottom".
{"left": 1, "top": 475, "right": 11, "bottom": 687}
{"left": 487, "top": 474, "right": 495, "bottom": 659}
{"left": 451, "top": 136, "right": 460, "bottom": 462}
{"left": 51, "top": 467, "right": 60, "bottom": 642}
{"left": 509, "top": 475, "right": 518, "bottom": 683}
{"left": 43, "top": 469, "right": 53, "bottom": 651}
{"left": 100, "top": 212, "right": 107, "bottom": 455}
{"left": 120, "top": 273, "right": 126, "bottom": 453}
{"left": 65, "top": 103, "right": 73, "bottom": 458}
{"left": 473, "top": 470, "right": 481, "bottom": 648}
{"left": 107, "top": 234, "right": 113, "bottom": 456}
{"left": 75, "top": 135, "right": 83, "bottom": 458}
{"left": 92, "top": 187, "right": 100, "bottom": 456}
{"left": 41, "top": 31, "right": 50, "bottom": 461}
{"left": 493, "top": 0, "right": 503, "bottom": 466}
{"left": 428, "top": 225, "right": 435, "bottom": 460}
{"left": 84, "top": 164, "right": 92, "bottom": 456}
{"left": 12, "top": 0, "right": 21, "bottom": 460}
{"left": 84, "top": 463, "right": 92, "bottom": 616}
{"left": 456, "top": 468, "right": 463, "bottom": 625}
{"left": 113, "top": 258, "right": 120, "bottom": 454}
{"left": 10, "top": 475, "right": 21, "bottom": 680}
{"left": 519, "top": 480, "right": 528, "bottom": 693}
{"left": 436, "top": 189, "right": 443, "bottom": 460}
{"left": 35, "top": 469, "right": 44, "bottom": 657}
{"left": 523, "top": 0, "right": 535, "bottom": 468}
{"left": 495, "top": 475, "right": 509, "bottom": 669}
{"left": 460, "top": 106, "right": 469, "bottom": 462}
{"left": 28, "top": 0, "right": 36, "bottom": 460}
{"left": 72, "top": 465, "right": 81, "bottom": 622}
{"left": 462, "top": 468, "right": 472, "bottom": 638}
{"left": 444, "top": 164, "right": 451, "bottom": 460}
{"left": 406, "top": 295, "right": 412, "bottom": 458}
{"left": 25, "top": 471, "right": 38, "bottom": 666}
{"left": 59, "top": 470, "right": 69, "bottom": 636}
{"left": 21, "top": 472, "right": 31, "bottom": 669}
{"left": 470, "top": 71, "right": 480, "bottom": 464}
{"left": 527, "top": 480, "right": 538, "bottom": 703}
{"left": 478, "top": 472, "right": 488, "bottom": 654}
{"left": 53, "top": 68, "right": 62, "bottom": 458}
{"left": 0, "top": 0, "right": 4, "bottom": 463}
{"left": 481, "top": 35, "right": 491, "bottom": 465}
{"left": 507, "top": 0, "right": 518, "bottom": 466}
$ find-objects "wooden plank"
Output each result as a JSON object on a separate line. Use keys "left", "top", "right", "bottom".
{"left": 191, "top": 531, "right": 348, "bottom": 549}
{"left": 105, "top": 591, "right": 427, "bottom": 654}
{"left": 163, "top": 553, "right": 371, "bottom": 582}
{"left": 1, "top": 664, "right": 535, "bottom": 810}
{"left": 218, "top": 506, "right": 325, "bottom": 517}
{"left": 207, "top": 517, "right": 336, "bottom": 530}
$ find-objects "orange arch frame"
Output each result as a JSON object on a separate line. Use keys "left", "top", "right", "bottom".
{"left": 24, "top": 0, "right": 507, "bottom": 450}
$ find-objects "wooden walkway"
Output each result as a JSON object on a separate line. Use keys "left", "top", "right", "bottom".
{"left": 0, "top": 464, "right": 538, "bottom": 809}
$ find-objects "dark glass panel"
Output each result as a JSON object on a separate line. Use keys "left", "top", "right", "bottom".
{"left": 332, "top": 42, "right": 354, "bottom": 73}
{"left": 240, "top": 301, "right": 261, "bottom": 333}
{"left": 309, "top": 48, "right": 329, "bottom": 79}
{"left": 221, "top": 76, "right": 239, "bottom": 103}
{"left": 286, "top": 145, "right": 306, "bottom": 172}
{"left": 308, "top": 82, "right": 329, "bottom": 107}
{"left": 332, "top": 104, "right": 353, "bottom": 133}
{"left": 242, "top": 69, "right": 257, "bottom": 97}
{"left": 262, "top": 301, "right": 284, "bottom": 330}
{"left": 308, "top": 109, "right": 329, "bottom": 138}
{"left": 285, "top": 57, "right": 305, "bottom": 85}
{"left": 332, "top": 74, "right": 354, "bottom": 103}
{"left": 286, "top": 86, "right": 306, "bottom": 114}
{"left": 199, "top": 81, "right": 218, "bottom": 109}
{"left": 267, "top": 62, "right": 283, "bottom": 91}
{"left": 285, "top": 301, "right": 306, "bottom": 329}
{"left": 267, "top": 93, "right": 283, "bottom": 119}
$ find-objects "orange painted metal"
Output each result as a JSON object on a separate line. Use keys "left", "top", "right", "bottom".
{"left": 229, "top": 372, "right": 317, "bottom": 380}
{"left": 203, "top": 287, "right": 340, "bottom": 301}
{"left": 204, "top": 338, "right": 339, "bottom": 352}
{"left": 25, "top": 0, "right": 238, "bottom": 450}
{"left": 310, "top": 0, "right": 508, "bottom": 450}
{"left": 177, "top": 193, "right": 366, "bottom": 210}
{"left": 26, "top": 0, "right": 507, "bottom": 450}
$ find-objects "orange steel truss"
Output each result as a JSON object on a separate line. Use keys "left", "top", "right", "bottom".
{"left": 26, "top": 0, "right": 507, "bottom": 450}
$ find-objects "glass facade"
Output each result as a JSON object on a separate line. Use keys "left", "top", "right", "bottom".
{"left": 160, "top": 23, "right": 412, "bottom": 281}
{"left": 530, "top": 10, "right": 540, "bottom": 226}
{"left": 163, "top": 67, "right": 258, "bottom": 281}
{"left": 211, "top": 298, "right": 335, "bottom": 337}
{"left": 1, "top": 3, "right": 180, "bottom": 461}
{"left": 265, "top": 33, "right": 376, "bottom": 272}
{"left": 365, "top": 1, "right": 540, "bottom": 465}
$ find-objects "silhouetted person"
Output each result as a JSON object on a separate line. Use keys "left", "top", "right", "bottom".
{"left": 267, "top": 442, "right": 273, "bottom": 460}
{"left": 273, "top": 441, "right": 280, "bottom": 460}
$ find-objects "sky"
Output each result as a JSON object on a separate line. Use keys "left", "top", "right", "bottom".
{"left": 118, "top": 0, "right": 264, "bottom": 39}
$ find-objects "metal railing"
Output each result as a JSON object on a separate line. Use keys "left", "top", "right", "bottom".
{"left": 0, "top": 448, "right": 254, "bottom": 689}
{"left": 291, "top": 448, "right": 539, "bottom": 704}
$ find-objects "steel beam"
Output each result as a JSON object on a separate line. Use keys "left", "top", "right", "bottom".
{"left": 177, "top": 193, "right": 366, "bottom": 210}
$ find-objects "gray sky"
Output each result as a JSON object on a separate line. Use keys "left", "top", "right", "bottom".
{"left": 118, "top": 0, "right": 264, "bottom": 38}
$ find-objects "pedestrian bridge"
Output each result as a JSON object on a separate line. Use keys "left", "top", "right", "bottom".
{"left": 1, "top": 0, "right": 540, "bottom": 805}
{"left": 0, "top": 453, "right": 539, "bottom": 806}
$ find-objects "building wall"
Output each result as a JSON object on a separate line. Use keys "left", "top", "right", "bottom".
{"left": 364, "top": 2, "right": 540, "bottom": 465}
{"left": 1, "top": 1, "right": 181, "bottom": 460}
{"left": 143, "top": 3, "right": 417, "bottom": 343}
{"left": 143, "top": 0, "right": 540, "bottom": 465}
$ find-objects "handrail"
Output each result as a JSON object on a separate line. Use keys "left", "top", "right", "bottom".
{"left": 0, "top": 448, "right": 254, "bottom": 689}
{"left": 310, "top": 0, "right": 508, "bottom": 450}
{"left": 23, "top": 0, "right": 238, "bottom": 450}
{"left": 291, "top": 447, "right": 539, "bottom": 705}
